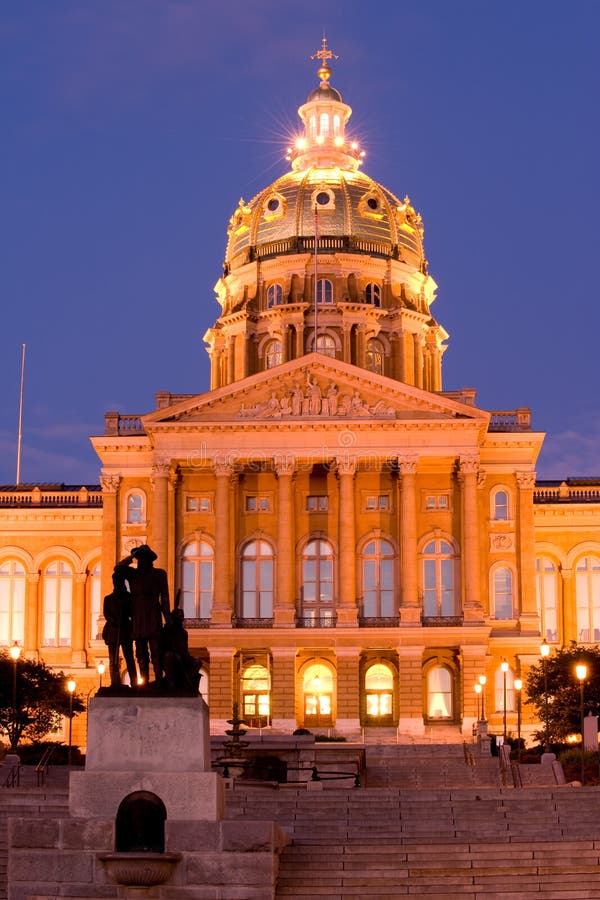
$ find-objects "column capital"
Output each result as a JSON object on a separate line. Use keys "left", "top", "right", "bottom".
{"left": 274, "top": 454, "right": 296, "bottom": 477}
{"left": 213, "top": 457, "right": 235, "bottom": 479}
{"left": 100, "top": 474, "right": 120, "bottom": 494}
{"left": 151, "top": 459, "right": 171, "bottom": 479}
{"left": 335, "top": 455, "right": 357, "bottom": 477}
{"left": 398, "top": 454, "right": 418, "bottom": 476}
{"left": 168, "top": 469, "right": 180, "bottom": 492}
{"left": 75, "top": 572, "right": 87, "bottom": 585}
{"left": 458, "top": 453, "right": 480, "bottom": 476}
{"left": 516, "top": 470, "right": 536, "bottom": 490}
{"left": 26, "top": 572, "right": 40, "bottom": 584}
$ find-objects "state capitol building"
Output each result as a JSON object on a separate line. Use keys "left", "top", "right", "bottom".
{"left": 2, "top": 44, "right": 599, "bottom": 746}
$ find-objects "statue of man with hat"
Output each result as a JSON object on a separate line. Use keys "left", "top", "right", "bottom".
{"left": 114, "top": 544, "right": 170, "bottom": 685}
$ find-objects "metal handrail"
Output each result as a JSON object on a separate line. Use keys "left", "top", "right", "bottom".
{"left": 36, "top": 744, "right": 57, "bottom": 787}
{"left": 2, "top": 763, "right": 20, "bottom": 788}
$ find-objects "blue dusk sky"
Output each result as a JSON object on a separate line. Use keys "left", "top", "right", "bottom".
{"left": 1, "top": 0, "right": 599, "bottom": 485}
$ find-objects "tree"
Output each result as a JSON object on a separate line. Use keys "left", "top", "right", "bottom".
{"left": 0, "top": 651, "right": 85, "bottom": 752}
{"left": 525, "top": 644, "right": 600, "bottom": 745}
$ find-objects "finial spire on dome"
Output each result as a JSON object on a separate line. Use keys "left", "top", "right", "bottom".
{"left": 311, "top": 35, "right": 339, "bottom": 84}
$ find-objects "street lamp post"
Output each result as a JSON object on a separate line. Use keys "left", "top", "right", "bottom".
{"left": 501, "top": 660, "right": 509, "bottom": 742}
{"left": 540, "top": 640, "right": 550, "bottom": 753}
{"left": 9, "top": 642, "right": 21, "bottom": 753}
{"left": 576, "top": 663, "right": 587, "bottom": 785}
{"left": 474, "top": 683, "right": 482, "bottom": 721}
{"left": 97, "top": 661, "right": 105, "bottom": 690}
{"left": 478, "top": 675, "right": 487, "bottom": 721}
{"left": 514, "top": 678, "right": 523, "bottom": 764}
{"left": 67, "top": 679, "right": 76, "bottom": 767}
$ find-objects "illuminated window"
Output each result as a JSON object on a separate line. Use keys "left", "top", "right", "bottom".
{"left": 89, "top": 562, "right": 101, "bottom": 640}
{"left": 265, "top": 340, "right": 282, "bottom": 369}
{"left": 266, "top": 283, "right": 283, "bottom": 308}
{"left": 536, "top": 557, "right": 558, "bottom": 642}
{"left": 365, "top": 283, "right": 381, "bottom": 306}
{"left": 0, "top": 560, "right": 25, "bottom": 646}
{"left": 492, "top": 489, "right": 510, "bottom": 521}
{"left": 333, "top": 114, "right": 341, "bottom": 136}
{"left": 421, "top": 539, "right": 457, "bottom": 617}
{"left": 307, "top": 495, "right": 328, "bottom": 512}
{"left": 315, "top": 334, "right": 336, "bottom": 357}
{"left": 366, "top": 339, "right": 384, "bottom": 374}
{"left": 242, "top": 663, "right": 271, "bottom": 727}
{"left": 494, "top": 665, "right": 515, "bottom": 712}
{"left": 576, "top": 555, "right": 600, "bottom": 642}
{"left": 42, "top": 561, "right": 73, "bottom": 646}
{"left": 364, "top": 663, "right": 394, "bottom": 719}
{"left": 241, "top": 541, "right": 274, "bottom": 618}
{"left": 309, "top": 115, "right": 317, "bottom": 138}
{"left": 181, "top": 541, "right": 214, "bottom": 619}
{"left": 301, "top": 539, "right": 335, "bottom": 625}
{"left": 492, "top": 567, "right": 514, "bottom": 619}
{"left": 303, "top": 663, "right": 333, "bottom": 725}
{"left": 319, "top": 113, "right": 329, "bottom": 137}
{"left": 126, "top": 492, "right": 144, "bottom": 524}
{"left": 427, "top": 666, "right": 453, "bottom": 718}
{"left": 316, "top": 278, "right": 333, "bottom": 303}
{"left": 362, "top": 539, "right": 395, "bottom": 618}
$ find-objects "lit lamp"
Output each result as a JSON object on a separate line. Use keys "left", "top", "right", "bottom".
{"left": 501, "top": 660, "right": 509, "bottom": 741}
{"left": 67, "top": 679, "right": 76, "bottom": 767}
{"left": 474, "top": 682, "right": 482, "bottom": 721}
{"left": 478, "top": 675, "right": 487, "bottom": 721}
{"left": 576, "top": 662, "right": 587, "bottom": 785}
{"left": 9, "top": 642, "right": 21, "bottom": 753}
{"left": 514, "top": 678, "right": 523, "bottom": 764}
{"left": 540, "top": 640, "right": 550, "bottom": 753}
{"left": 97, "top": 661, "right": 105, "bottom": 690}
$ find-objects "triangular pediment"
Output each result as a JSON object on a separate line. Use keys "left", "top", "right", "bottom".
{"left": 143, "top": 354, "right": 489, "bottom": 428}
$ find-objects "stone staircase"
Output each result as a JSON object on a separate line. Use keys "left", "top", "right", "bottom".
{"left": 223, "top": 745, "right": 600, "bottom": 898}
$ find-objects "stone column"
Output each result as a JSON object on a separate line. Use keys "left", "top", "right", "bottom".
{"left": 100, "top": 474, "right": 120, "bottom": 598}
{"left": 281, "top": 323, "right": 289, "bottom": 364}
{"left": 295, "top": 322, "right": 305, "bottom": 358}
{"left": 342, "top": 323, "right": 351, "bottom": 365}
{"left": 561, "top": 567, "right": 575, "bottom": 643}
{"left": 212, "top": 459, "right": 234, "bottom": 626}
{"left": 150, "top": 460, "right": 170, "bottom": 571}
{"left": 336, "top": 456, "right": 357, "bottom": 624}
{"left": 413, "top": 334, "right": 423, "bottom": 388}
{"left": 336, "top": 649, "right": 360, "bottom": 735}
{"left": 398, "top": 645, "right": 425, "bottom": 736}
{"left": 357, "top": 325, "right": 366, "bottom": 368}
{"left": 72, "top": 573, "right": 87, "bottom": 665}
{"left": 24, "top": 573, "right": 39, "bottom": 653}
{"left": 399, "top": 454, "right": 420, "bottom": 624}
{"left": 270, "top": 648, "right": 297, "bottom": 731}
{"left": 459, "top": 454, "right": 484, "bottom": 623}
{"left": 226, "top": 336, "right": 235, "bottom": 385}
{"left": 516, "top": 471, "right": 539, "bottom": 633}
{"left": 274, "top": 455, "right": 296, "bottom": 627}
{"left": 167, "top": 469, "right": 179, "bottom": 595}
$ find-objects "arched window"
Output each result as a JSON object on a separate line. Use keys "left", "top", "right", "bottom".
{"left": 181, "top": 540, "right": 214, "bottom": 619}
{"left": 266, "top": 283, "right": 283, "bottom": 308}
{"left": 361, "top": 539, "right": 395, "bottom": 618}
{"left": 316, "top": 278, "right": 333, "bottom": 303}
{"left": 366, "top": 339, "right": 384, "bottom": 375}
{"left": 492, "top": 489, "right": 509, "bottom": 521}
{"left": 576, "top": 555, "right": 600, "bottom": 642}
{"left": 0, "top": 560, "right": 25, "bottom": 646}
{"left": 315, "top": 334, "right": 336, "bottom": 358}
{"left": 427, "top": 666, "right": 453, "bottom": 719}
{"left": 126, "top": 492, "right": 144, "bottom": 524}
{"left": 494, "top": 666, "right": 515, "bottom": 712}
{"left": 241, "top": 663, "right": 271, "bottom": 727}
{"left": 265, "top": 339, "right": 282, "bottom": 369}
{"left": 421, "top": 539, "right": 457, "bottom": 617}
{"left": 364, "top": 663, "right": 394, "bottom": 719}
{"left": 333, "top": 114, "right": 341, "bottom": 136}
{"left": 319, "top": 113, "right": 329, "bottom": 137}
{"left": 301, "top": 539, "right": 335, "bottom": 626}
{"left": 492, "top": 567, "right": 514, "bottom": 619}
{"left": 42, "top": 561, "right": 73, "bottom": 646}
{"left": 241, "top": 541, "right": 274, "bottom": 619}
{"left": 536, "top": 557, "right": 558, "bottom": 642}
{"left": 309, "top": 115, "right": 317, "bottom": 139}
{"left": 89, "top": 562, "right": 102, "bottom": 640}
{"left": 303, "top": 662, "right": 333, "bottom": 726}
{"left": 365, "top": 283, "right": 381, "bottom": 306}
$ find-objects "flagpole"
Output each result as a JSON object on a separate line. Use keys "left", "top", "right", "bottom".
{"left": 314, "top": 205, "right": 319, "bottom": 352}
{"left": 16, "top": 343, "right": 26, "bottom": 485}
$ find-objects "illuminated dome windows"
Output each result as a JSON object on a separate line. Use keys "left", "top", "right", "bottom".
{"left": 312, "top": 188, "right": 335, "bottom": 211}
{"left": 264, "top": 340, "right": 282, "bottom": 369}
{"left": 266, "top": 284, "right": 283, "bottom": 308}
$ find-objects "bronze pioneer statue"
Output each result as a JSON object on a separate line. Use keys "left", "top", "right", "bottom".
{"left": 102, "top": 571, "right": 138, "bottom": 688}
{"left": 113, "top": 544, "right": 170, "bottom": 685}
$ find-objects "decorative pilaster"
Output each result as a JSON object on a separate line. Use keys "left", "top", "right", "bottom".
{"left": 99, "top": 474, "right": 120, "bottom": 598}
{"left": 342, "top": 323, "right": 352, "bottom": 365}
{"left": 399, "top": 454, "right": 419, "bottom": 624}
{"left": 72, "top": 573, "right": 87, "bottom": 665}
{"left": 270, "top": 648, "right": 296, "bottom": 731}
{"left": 212, "top": 458, "right": 235, "bottom": 626}
{"left": 25, "top": 573, "right": 40, "bottom": 653}
{"left": 458, "top": 454, "right": 484, "bottom": 623}
{"left": 516, "top": 471, "right": 539, "bottom": 633}
{"left": 274, "top": 455, "right": 296, "bottom": 627}
{"left": 295, "top": 322, "right": 304, "bottom": 358}
{"left": 357, "top": 325, "right": 366, "bottom": 369}
{"left": 413, "top": 333, "right": 423, "bottom": 388}
{"left": 561, "top": 567, "right": 574, "bottom": 644}
{"left": 336, "top": 456, "right": 357, "bottom": 624}
{"left": 150, "top": 460, "right": 170, "bottom": 570}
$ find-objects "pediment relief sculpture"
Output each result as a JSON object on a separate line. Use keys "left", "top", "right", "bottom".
{"left": 239, "top": 375, "right": 396, "bottom": 420}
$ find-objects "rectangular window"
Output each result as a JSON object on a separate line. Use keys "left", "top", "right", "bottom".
{"left": 307, "top": 495, "right": 328, "bottom": 512}
{"left": 186, "top": 496, "right": 212, "bottom": 512}
{"left": 365, "top": 494, "right": 390, "bottom": 511}
{"left": 424, "top": 494, "right": 450, "bottom": 511}
{"left": 245, "top": 495, "right": 271, "bottom": 513}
